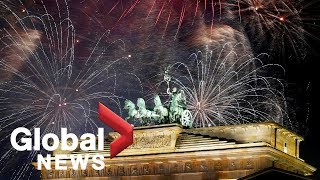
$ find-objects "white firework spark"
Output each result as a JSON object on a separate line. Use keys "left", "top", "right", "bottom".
{"left": 0, "top": 0, "right": 136, "bottom": 179}
{"left": 230, "top": 0, "right": 307, "bottom": 61}
{"left": 168, "top": 44, "right": 290, "bottom": 128}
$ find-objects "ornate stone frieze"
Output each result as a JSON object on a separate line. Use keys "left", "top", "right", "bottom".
{"left": 42, "top": 158, "right": 261, "bottom": 179}
{"left": 109, "top": 124, "right": 182, "bottom": 155}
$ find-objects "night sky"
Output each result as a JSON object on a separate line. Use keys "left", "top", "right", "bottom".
{"left": 0, "top": 0, "right": 319, "bottom": 179}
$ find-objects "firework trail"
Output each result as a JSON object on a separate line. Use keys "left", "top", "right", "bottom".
{"left": 231, "top": 0, "right": 307, "bottom": 61}
{"left": 97, "top": 0, "right": 315, "bottom": 61}
{"left": 106, "top": 0, "right": 227, "bottom": 39}
{"left": 94, "top": 0, "right": 256, "bottom": 95}
{"left": 164, "top": 45, "right": 290, "bottom": 128}
{"left": 0, "top": 0, "right": 141, "bottom": 179}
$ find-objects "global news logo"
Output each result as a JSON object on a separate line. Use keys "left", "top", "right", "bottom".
{"left": 9, "top": 102, "right": 133, "bottom": 170}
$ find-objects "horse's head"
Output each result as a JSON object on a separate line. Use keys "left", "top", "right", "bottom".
{"left": 154, "top": 95, "right": 162, "bottom": 106}
{"left": 124, "top": 99, "right": 135, "bottom": 110}
{"left": 137, "top": 98, "right": 146, "bottom": 109}
{"left": 176, "top": 90, "right": 187, "bottom": 106}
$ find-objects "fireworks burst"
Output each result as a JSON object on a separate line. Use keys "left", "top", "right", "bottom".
{"left": 0, "top": 0, "right": 139, "bottom": 178}
{"left": 107, "top": 0, "right": 227, "bottom": 38}
{"left": 234, "top": 0, "right": 307, "bottom": 61}
{"left": 166, "top": 45, "right": 290, "bottom": 128}
{"left": 98, "top": 0, "right": 316, "bottom": 61}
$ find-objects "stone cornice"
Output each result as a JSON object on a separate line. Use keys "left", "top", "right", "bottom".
{"left": 33, "top": 122, "right": 316, "bottom": 179}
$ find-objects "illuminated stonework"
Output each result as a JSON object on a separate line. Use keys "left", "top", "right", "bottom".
{"left": 33, "top": 122, "right": 316, "bottom": 179}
